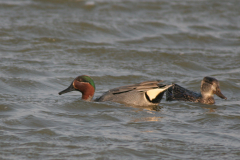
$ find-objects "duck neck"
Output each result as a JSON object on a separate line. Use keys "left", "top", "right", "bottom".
{"left": 200, "top": 93, "right": 215, "bottom": 104}
{"left": 81, "top": 84, "right": 95, "bottom": 101}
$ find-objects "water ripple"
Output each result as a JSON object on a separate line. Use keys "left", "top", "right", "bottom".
{"left": 1, "top": 0, "right": 240, "bottom": 159}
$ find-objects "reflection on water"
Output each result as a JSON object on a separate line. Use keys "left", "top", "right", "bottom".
{"left": 202, "top": 108, "right": 216, "bottom": 113}
{"left": 131, "top": 116, "right": 163, "bottom": 123}
{"left": 130, "top": 105, "right": 163, "bottom": 112}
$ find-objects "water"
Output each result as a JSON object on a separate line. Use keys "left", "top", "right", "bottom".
{"left": 0, "top": 0, "right": 240, "bottom": 159}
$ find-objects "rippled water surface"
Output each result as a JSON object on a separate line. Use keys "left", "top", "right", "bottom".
{"left": 1, "top": 0, "right": 240, "bottom": 159}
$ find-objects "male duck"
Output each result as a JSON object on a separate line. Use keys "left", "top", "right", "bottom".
{"left": 59, "top": 75, "right": 172, "bottom": 106}
{"left": 166, "top": 77, "right": 227, "bottom": 104}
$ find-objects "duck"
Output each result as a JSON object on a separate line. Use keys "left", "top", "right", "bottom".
{"left": 58, "top": 75, "right": 172, "bottom": 106}
{"left": 166, "top": 77, "right": 227, "bottom": 104}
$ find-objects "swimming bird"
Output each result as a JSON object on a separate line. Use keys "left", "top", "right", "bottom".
{"left": 166, "top": 77, "right": 227, "bottom": 104}
{"left": 58, "top": 75, "right": 172, "bottom": 106}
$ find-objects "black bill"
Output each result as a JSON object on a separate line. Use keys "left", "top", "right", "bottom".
{"left": 59, "top": 83, "right": 75, "bottom": 95}
{"left": 215, "top": 87, "right": 227, "bottom": 100}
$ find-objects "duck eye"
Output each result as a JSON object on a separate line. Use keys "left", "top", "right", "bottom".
{"left": 75, "top": 78, "right": 82, "bottom": 82}
{"left": 205, "top": 79, "right": 213, "bottom": 85}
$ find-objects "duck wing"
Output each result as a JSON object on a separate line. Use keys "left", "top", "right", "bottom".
{"left": 95, "top": 80, "right": 165, "bottom": 102}
{"left": 110, "top": 80, "right": 164, "bottom": 95}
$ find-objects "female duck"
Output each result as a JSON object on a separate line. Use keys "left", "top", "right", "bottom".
{"left": 166, "top": 77, "right": 227, "bottom": 104}
{"left": 59, "top": 75, "right": 172, "bottom": 106}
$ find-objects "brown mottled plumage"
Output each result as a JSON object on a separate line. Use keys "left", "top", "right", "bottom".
{"left": 166, "top": 77, "right": 227, "bottom": 104}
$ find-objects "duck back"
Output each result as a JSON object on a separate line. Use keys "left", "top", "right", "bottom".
{"left": 166, "top": 84, "right": 201, "bottom": 102}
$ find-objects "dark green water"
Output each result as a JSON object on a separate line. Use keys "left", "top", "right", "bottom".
{"left": 0, "top": 0, "right": 240, "bottom": 159}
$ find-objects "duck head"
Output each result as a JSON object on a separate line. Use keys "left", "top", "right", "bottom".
{"left": 59, "top": 75, "right": 95, "bottom": 101}
{"left": 200, "top": 77, "right": 227, "bottom": 102}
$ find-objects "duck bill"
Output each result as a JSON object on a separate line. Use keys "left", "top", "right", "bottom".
{"left": 216, "top": 87, "right": 227, "bottom": 100}
{"left": 59, "top": 83, "right": 75, "bottom": 95}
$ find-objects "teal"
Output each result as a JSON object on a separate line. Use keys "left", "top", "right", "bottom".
{"left": 166, "top": 77, "right": 227, "bottom": 104}
{"left": 59, "top": 75, "right": 172, "bottom": 106}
